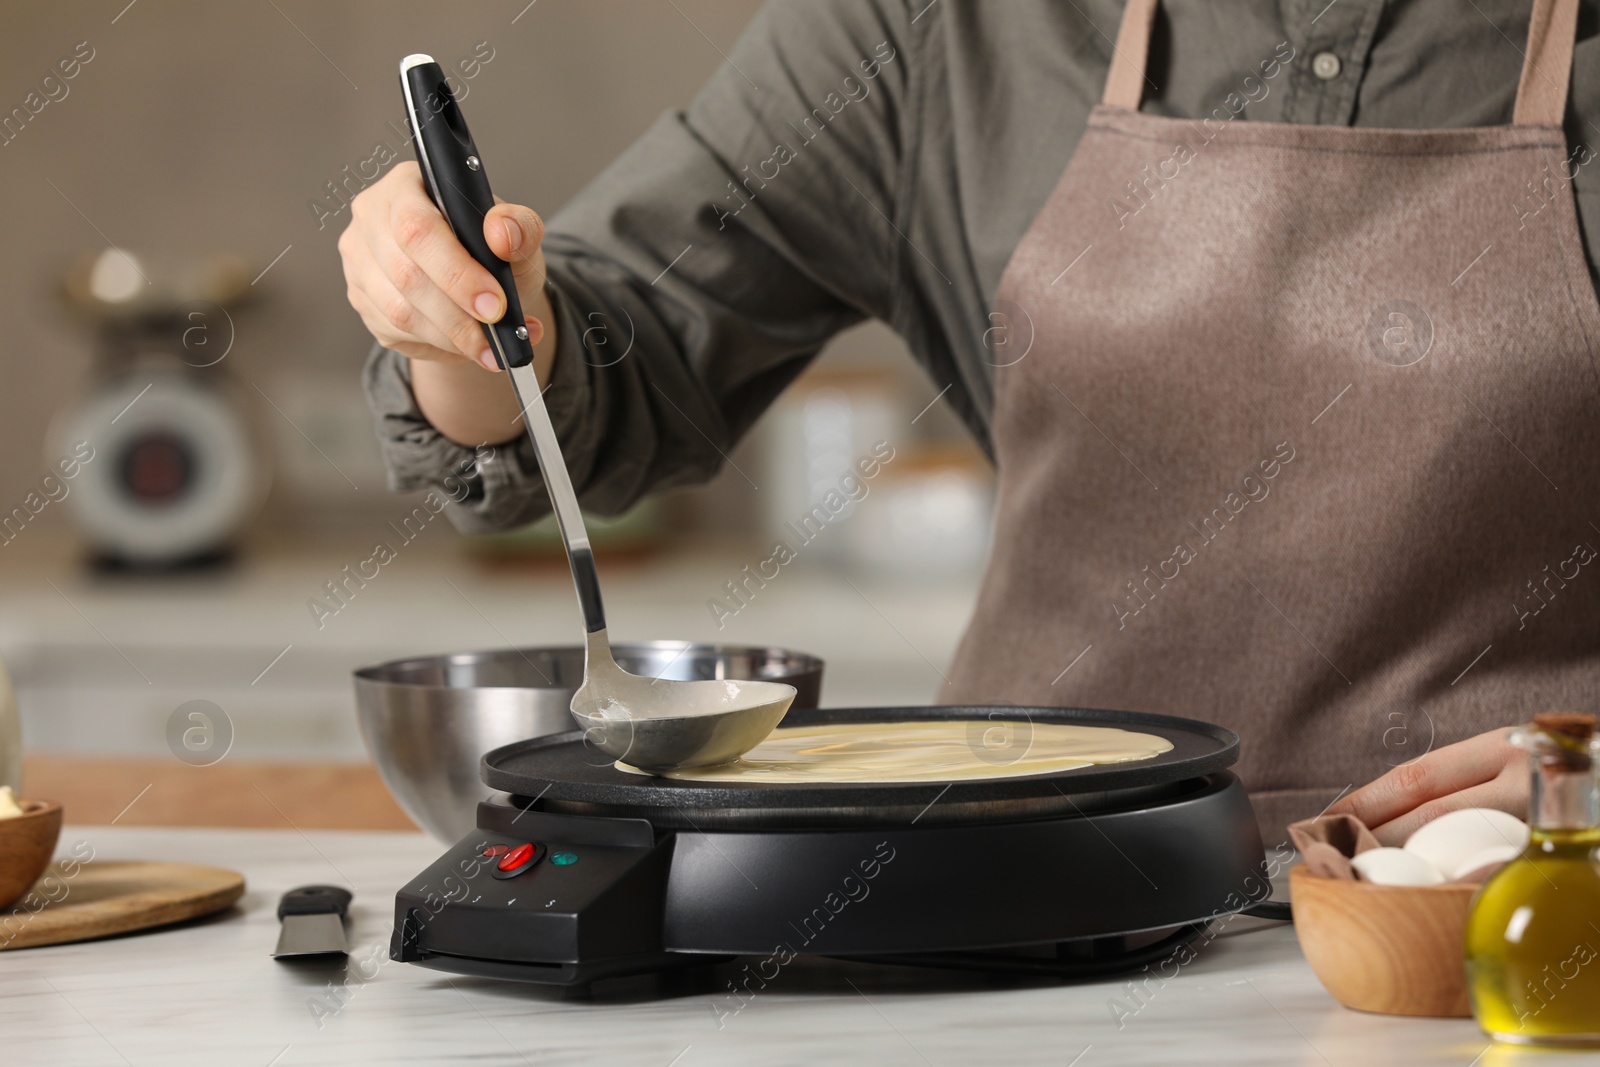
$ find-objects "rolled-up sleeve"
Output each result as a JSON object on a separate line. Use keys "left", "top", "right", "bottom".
{"left": 361, "top": 0, "right": 912, "bottom": 534}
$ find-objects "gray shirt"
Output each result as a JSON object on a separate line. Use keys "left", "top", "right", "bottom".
{"left": 365, "top": 0, "right": 1600, "bottom": 532}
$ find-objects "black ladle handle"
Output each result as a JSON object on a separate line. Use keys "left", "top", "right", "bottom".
{"left": 399, "top": 53, "right": 607, "bottom": 635}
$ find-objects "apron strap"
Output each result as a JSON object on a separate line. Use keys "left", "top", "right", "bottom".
{"left": 1104, "top": 0, "right": 1577, "bottom": 125}
{"left": 1101, "top": 0, "right": 1157, "bottom": 109}
{"left": 1514, "top": 0, "right": 1579, "bottom": 126}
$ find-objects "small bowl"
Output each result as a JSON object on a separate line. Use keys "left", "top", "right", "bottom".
{"left": 1290, "top": 865, "right": 1476, "bottom": 1017}
{"left": 0, "top": 800, "right": 64, "bottom": 911}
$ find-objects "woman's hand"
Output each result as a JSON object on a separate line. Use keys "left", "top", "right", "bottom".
{"left": 1326, "top": 727, "right": 1528, "bottom": 845}
{"left": 338, "top": 161, "right": 555, "bottom": 445}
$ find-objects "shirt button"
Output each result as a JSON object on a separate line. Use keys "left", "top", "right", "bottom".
{"left": 1312, "top": 52, "right": 1342, "bottom": 80}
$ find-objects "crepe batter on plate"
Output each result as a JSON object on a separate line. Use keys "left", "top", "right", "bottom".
{"left": 618, "top": 720, "right": 1173, "bottom": 783}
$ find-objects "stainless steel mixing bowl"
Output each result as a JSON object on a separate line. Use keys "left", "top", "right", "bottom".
{"left": 353, "top": 643, "right": 824, "bottom": 842}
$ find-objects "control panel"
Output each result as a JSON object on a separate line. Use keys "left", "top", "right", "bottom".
{"left": 390, "top": 804, "right": 678, "bottom": 984}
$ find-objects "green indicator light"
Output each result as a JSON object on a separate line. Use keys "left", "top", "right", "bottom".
{"left": 551, "top": 851, "right": 578, "bottom": 866}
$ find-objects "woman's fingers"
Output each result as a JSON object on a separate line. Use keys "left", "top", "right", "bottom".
{"left": 390, "top": 194, "right": 507, "bottom": 324}
{"left": 341, "top": 161, "right": 519, "bottom": 364}
{"left": 484, "top": 201, "right": 548, "bottom": 299}
{"left": 347, "top": 271, "right": 475, "bottom": 367}
{"left": 1367, "top": 773, "right": 1527, "bottom": 847}
{"left": 479, "top": 203, "right": 549, "bottom": 360}
{"left": 366, "top": 227, "right": 498, "bottom": 368}
{"left": 1328, "top": 727, "right": 1523, "bottom": 837}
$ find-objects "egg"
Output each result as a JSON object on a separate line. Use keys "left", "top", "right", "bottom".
{"left": 1350, "top": 846, "right": 1447, "bottom": 886}
{"left": 1403, "top": 808, "right": 1528, "bottom": 879}
{"left": 1450, "top": 843, "right": 1522, "bottom": 882}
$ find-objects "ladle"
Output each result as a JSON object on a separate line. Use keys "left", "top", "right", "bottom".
{"left": 400, "top": 54, "right": 795, "bottom": 771}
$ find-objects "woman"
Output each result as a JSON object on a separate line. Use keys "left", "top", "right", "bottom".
{"left": 341, "top": 0, "right": 1598, "bottom": 845}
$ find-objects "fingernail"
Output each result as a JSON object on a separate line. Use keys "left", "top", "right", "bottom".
{"left": 474, "top": 293, "right": 501, "bottom": 320}
{"left": 476, "top": 349, "right": 499, "bottom": 372}
{"left": 503, "top": 220, "right": 522, "bottom": 253}
{"left": 525, "top": 316, "right": 543, "bottom": 345}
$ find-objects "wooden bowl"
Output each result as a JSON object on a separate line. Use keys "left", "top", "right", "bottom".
{"left": 1290, "top": 865, "right": 1477, "bottom": 1017}
{"left": 0, "top": 800, "right": 63, "bottom": 911}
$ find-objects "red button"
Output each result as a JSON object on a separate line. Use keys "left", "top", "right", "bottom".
{"left": 497, "top": 843, "right": 534, "bottom": 871}
{"left": 482, "top": 844, "right": 511, "bottom": 858}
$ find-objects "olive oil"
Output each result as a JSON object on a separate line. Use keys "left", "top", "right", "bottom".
{"left": 1465, "top": 713, "right": 1600, "bottom": 1046}
{"left": 1465, "top": 827, "right": 1600, "bottom": 1043}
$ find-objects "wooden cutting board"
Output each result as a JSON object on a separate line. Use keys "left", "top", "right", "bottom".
{"left": 0, "top": 861, "right": 245, "bottom": 950}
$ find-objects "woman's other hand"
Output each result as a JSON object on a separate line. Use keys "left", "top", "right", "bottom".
{"left": 1327, "top": 728, "right": 1527, "bottom": 845}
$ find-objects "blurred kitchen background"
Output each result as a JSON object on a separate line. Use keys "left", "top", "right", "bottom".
{"left": 0, "top": 1, "right": 994, "bottom": 802}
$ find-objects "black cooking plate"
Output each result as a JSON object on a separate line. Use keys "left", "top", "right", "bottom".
{"left": 483, "top": 705, "right": 1238, "bottom": 815}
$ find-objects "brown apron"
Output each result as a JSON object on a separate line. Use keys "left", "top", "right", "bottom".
{"left": 947, "top": 0, "right": 1600, "bottom": 844}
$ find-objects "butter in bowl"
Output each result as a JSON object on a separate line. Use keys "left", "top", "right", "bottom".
{"left": 1288, "top": 808, "right": 1527, "bottom": 1018}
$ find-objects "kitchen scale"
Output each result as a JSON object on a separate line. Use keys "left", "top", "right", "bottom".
{"left": 389, "top": 705, "right": 1272, "bottom": 986}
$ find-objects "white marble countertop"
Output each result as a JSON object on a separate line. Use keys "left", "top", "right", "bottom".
{"left": 1, "top": 826, "right": 1592, "bottom": 1067}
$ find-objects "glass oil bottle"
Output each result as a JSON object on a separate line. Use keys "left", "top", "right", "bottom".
{"left": 1465, "top": 712, "right": 1600, "bottom": 1046}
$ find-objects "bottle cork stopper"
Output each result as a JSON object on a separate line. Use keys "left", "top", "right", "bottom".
{"left": 1534, "top": 711, "right": 1596, "bottom": 741}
